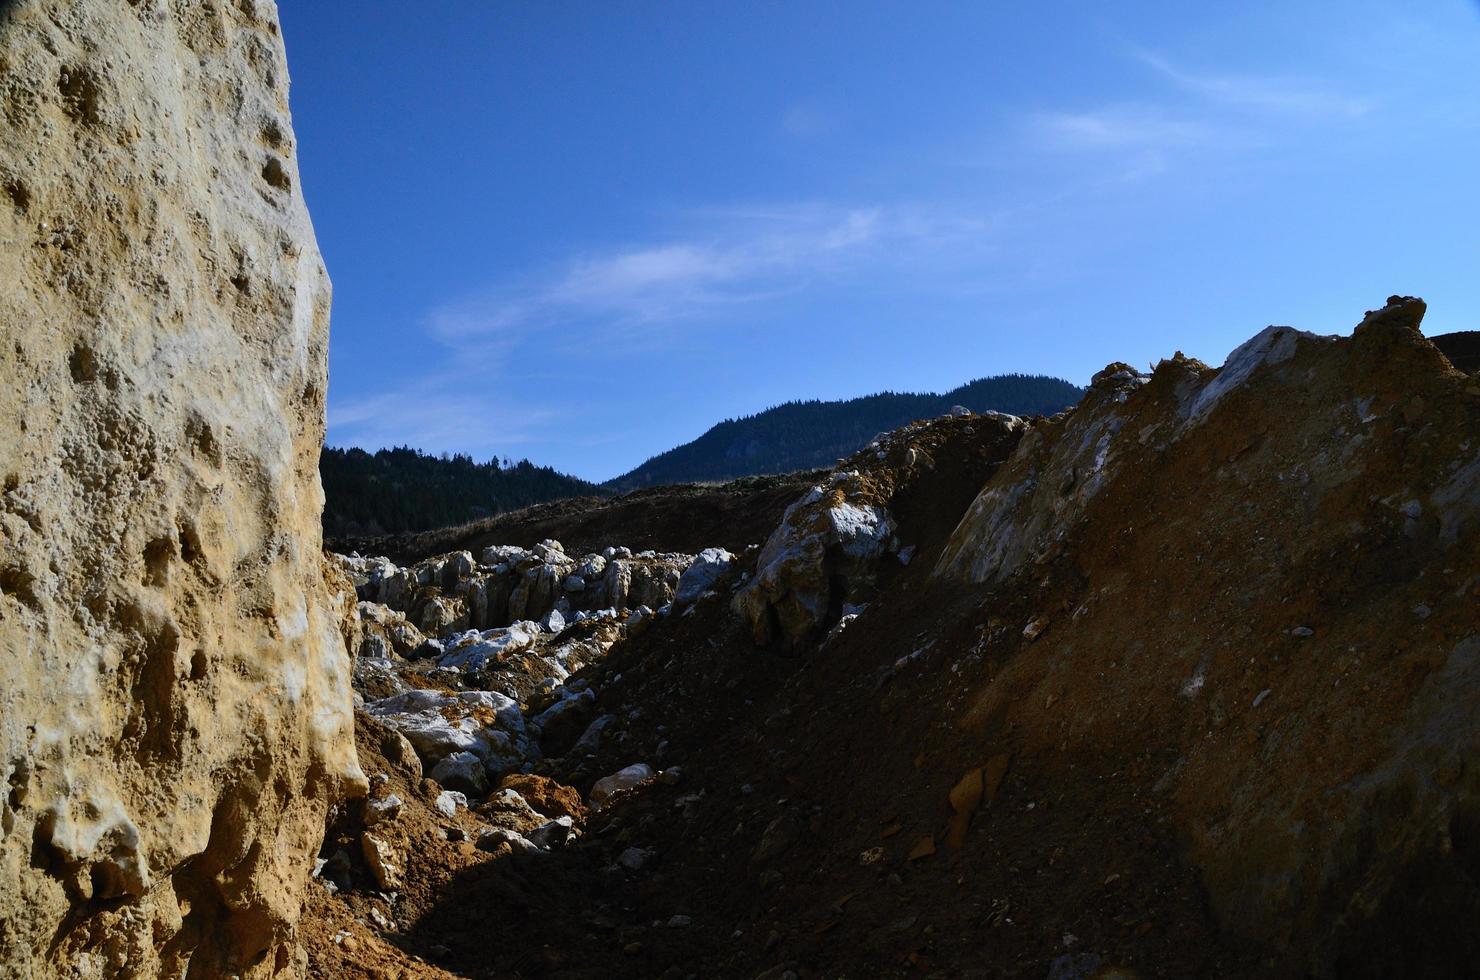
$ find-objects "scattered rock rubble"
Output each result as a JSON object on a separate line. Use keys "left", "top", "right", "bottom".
{"left": 315, "top": 537, "right": 738, "bottom": 934}
{"left": 339, "top": 539, "right": 697, "bottom": 636}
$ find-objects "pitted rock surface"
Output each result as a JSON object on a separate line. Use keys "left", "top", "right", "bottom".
{"left": 0, "top": 2, "right": 363, "bottom": 975}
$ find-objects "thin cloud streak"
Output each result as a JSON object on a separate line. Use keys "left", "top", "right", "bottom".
{"left": 1031, "top": 106, "right": 1231, "bottom": 152}
{"left": 1027, "top": 44, "right": 1370, "bottom": 166}
{"left": 332, "top": 199, "right": 1004, "bottom": 464}
{"left": 1132, "top": 48, "right": 1373, "bottom": 119}
{"left": 427, "top": 204, "right": 986, "bottom": 344}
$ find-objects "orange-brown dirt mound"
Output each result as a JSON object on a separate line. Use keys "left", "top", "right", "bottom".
{"left": 304, "top": 299, "right": 1480, "bottom": 979}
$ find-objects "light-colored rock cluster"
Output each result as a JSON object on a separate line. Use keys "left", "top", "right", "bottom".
{"left": 338, "top": 539, "right": 695, "bottom": 636}
{"left": 736, "top": 412, "right": 1028, "bottom": 648}
{"left": 321, "top": 534, "right": 695, "bottom": 903}
{"left": 334, "top": 534, "right": 737, "bottom": 854}
{"left": 0, "top": 1, "right": 362, "bottom": 976}
{"left": 350, "top": 610, "right": 655, "bottom": 796}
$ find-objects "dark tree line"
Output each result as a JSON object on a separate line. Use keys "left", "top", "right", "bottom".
{"left": 321, "top": 374, "right": 1083, "bottom": 538}
{"left": 606, "top": 373, "right": 1083, "bottom": 491}
{"left": 320, "top": 446, "right": 603, "bottom": 537}
{"left": 1433, "top": 331, "right": 1480, "bottom": 375}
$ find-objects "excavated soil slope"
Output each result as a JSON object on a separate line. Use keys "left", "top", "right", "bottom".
{"left": 304, "top": 300, "right": 1479, "bottom": 980}
{"left": 328, "top": 473, "right": 820, "bottom": 567}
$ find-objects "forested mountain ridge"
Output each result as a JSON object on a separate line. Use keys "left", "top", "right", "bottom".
{"left": 321, "top": 374, "right": 1082, "bottom": 536}
{"left": 320, "top": 446, "right": 605, "bottom": 537}
{"left": 605, "top": 373, "right": 1083, "bottom": 491}
{"left": 1433, "top": 330, "right": 1480, "bottom": 374}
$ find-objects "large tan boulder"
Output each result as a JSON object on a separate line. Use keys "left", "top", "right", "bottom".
{"left": 0, "top": 1, "right": 363, "bottom": 976}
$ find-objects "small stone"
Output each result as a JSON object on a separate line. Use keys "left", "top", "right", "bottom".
{"left": 658, "top": 767, "right": 684, "bottom": 786}
{"left": 1048, "top": 952, "right": 1103, "bottom": 980}
{"left": 590, "top": 763, "right": 654, "bottom": 808}
{"left": 478, "top": 787, "right": 545, "bottom": 833}
{"left": 1022, "top": 619, "right": 1047, "bottom": 642}
{"left": 429, "top": 751, "right": 489, "bottom": 797}
{"left": 445, "top": 826, "right": 466, "bottom": 842}
{"left": 498, "top": 774, "right": 585, "bottom": 822}
{"left": 525, "top": 815, "right": 577, "bottom": 850}
{"left": 859, "top": 846, "right": 885, "bottom": 866}
{"left": 360, "top": 833, "right": 401, "bottom": 891}
{"left": 750, "top": 814, "right": 802, "bottom": 867}
{"left": 476, "top": 827, "right": 539, "bottom": 855}
{"left": 363, "top": 794, "right": 403, "bottom": 827}
{"left": 618, "top": 847, "right": 652, "bottom": 871}
{"left": 674, "top": 548, "right": 736, "bottom": 607}
{"left": 1253, "top": 689, "right": 1272, "bottom": 708}
{"left": 433, "top": 790, "right": 468, "bottom": 818}
{"left": 380, "top": 731, "right": 423, "bottom": 781}
{"left": 1291, "top": 626, "right": 1315, "bottom": 638}
{"left": 667, "top": 914, "right": 692, "bottom": 928}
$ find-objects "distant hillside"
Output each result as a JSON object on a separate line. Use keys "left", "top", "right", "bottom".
{"left": 1432, "top": 331, "right": 1480, "bottom": 374}
{"left": 321, "top": 446, "right": 605, "bottom": 538}
{"left": 606, "top": 373, "right": 1083, "bottom": 492}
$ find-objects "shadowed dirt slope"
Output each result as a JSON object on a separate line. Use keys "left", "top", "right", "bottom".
{"left": 306, "top": 298, "right": 1479, "bottom": 979}
{"left": 328, "top": 473, "right": 822, "bottom": 567}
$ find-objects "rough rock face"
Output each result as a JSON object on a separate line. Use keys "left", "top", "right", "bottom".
{"left": 936, "top": 297, "right": 1480, "bottom": 974}
{"left": 0, "top": 2, "right": 363, "bottom": 976}
{"left": 736, "top": 411, "right": 1028, "bottom": 648}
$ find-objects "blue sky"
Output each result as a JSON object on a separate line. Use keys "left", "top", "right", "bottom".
{"left": 280, "top": 1, "right": 1480, "bottom": 482}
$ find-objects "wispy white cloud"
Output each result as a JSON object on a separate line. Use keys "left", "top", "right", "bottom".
{"left": 1132, "top": 48, "right": 1373, "bottom": 119}
{"left": 1030, "top": 105, "right": 1230, "bottom": 152}
{"left": 781, "top": 100, "right": 842, "bottom": 138}
{"left": 330, "top": 199, "right": 1001, "bottom": 463}
{"left": 427, "top": 204, "right": 982, "bottom": 344}
{"left": 328, "top": 376, "right": 561, "bottom": 457}
{"left": 1027, "top": 45, "right": 1370, "bottom": 169}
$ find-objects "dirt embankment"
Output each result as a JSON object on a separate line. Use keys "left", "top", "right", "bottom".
{"left": 305, "top": 300, "right": 1480, "bottom": 980}
{"left": 329, "top": 473, "right": 821, "bottom": 567}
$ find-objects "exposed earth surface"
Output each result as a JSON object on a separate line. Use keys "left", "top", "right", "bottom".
{"left": 305, "top": 304, "right": 1480, "bottom": 979}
